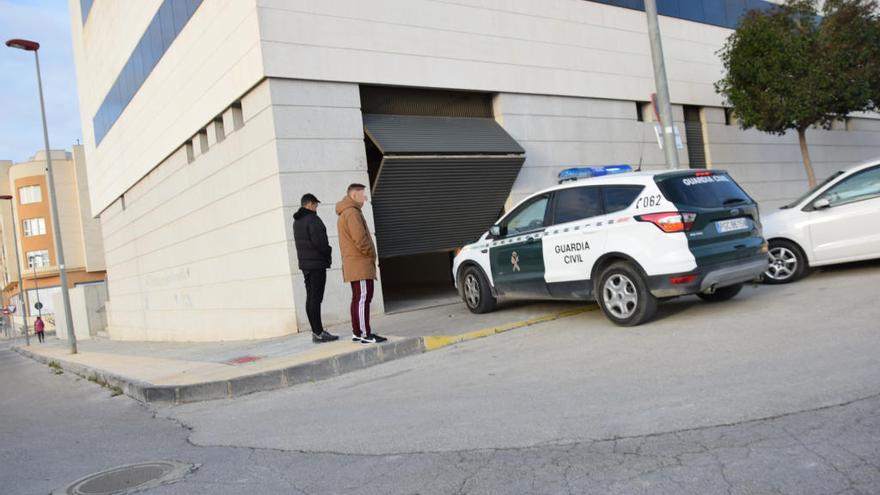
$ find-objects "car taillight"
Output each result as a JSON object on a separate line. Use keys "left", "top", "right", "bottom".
{"left": 695, "top": 171, "right": 713, "bottom": 177}
{"left": 670, "top": 274, "right": 697, "bottom": 285}
{"left": 636, "top": 212, "right": 697, "bottom": 233}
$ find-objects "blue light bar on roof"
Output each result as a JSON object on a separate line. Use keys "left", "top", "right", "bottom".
{"left": 558, "top": 165, "right": 633, "bottom": 183}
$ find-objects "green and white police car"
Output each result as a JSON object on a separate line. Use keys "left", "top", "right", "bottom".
{"left": 452, "top": 166, "right": 769, "bottom": 326}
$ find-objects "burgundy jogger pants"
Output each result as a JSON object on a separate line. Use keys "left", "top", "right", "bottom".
{"left": 350, "top": 280, "right": 374, "bottom": 337}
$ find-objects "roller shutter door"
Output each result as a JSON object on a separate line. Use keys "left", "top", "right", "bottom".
{"left": 364, "top": 114, "right": 526, "bottom": 257}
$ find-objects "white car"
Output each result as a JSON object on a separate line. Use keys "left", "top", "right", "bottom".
{"left": 452, "top": 167, "right": 769, "bottom": 326}
{"left": 762, "top": 159, "right": 880, "bottom": 283}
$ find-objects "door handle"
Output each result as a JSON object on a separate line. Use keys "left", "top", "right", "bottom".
{"left": 526, "top": 237, "right": 537, "bottom": 244}
{"left": 480, "top": 249, "right": 488, "bottom": 254}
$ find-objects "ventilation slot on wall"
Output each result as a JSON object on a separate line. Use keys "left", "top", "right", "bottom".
{"left": 683, "top": 106, "right": 707, "bottom": 169}
{"left": 185, "top": 142, "right": 194, "bottom": 164}
{"left": 213, "top": 118, "right": 226, "bottom": 143}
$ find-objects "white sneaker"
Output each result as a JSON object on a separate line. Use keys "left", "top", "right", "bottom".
{"left": 359, "top": 334, "right": 387, "bottom": 344}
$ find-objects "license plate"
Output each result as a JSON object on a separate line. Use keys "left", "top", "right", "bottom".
{"left": 715, "top": 218, "right": 749, "bottom": 233}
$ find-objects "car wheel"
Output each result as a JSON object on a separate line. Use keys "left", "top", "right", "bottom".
{"left": 461, "top": 266, "right": 496, "bottom": 314}
{"left": 764, "top": 240, "right": 808, "bottom": 284}
{"left": 697, "top": 283, "right": 743, "bottom": 302}
{"left": 596, "top": 262, "right": 658, "bottom": 326}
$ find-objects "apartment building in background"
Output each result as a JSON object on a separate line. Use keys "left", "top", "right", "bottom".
{"left": 0, "top": 146, "right": 107, "bottom": 321}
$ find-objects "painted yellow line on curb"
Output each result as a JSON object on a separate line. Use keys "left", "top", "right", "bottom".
{"left": 422, "top": 305, "right": 598, "bottom": 351}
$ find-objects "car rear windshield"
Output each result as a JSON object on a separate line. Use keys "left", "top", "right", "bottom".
{"left": 655, "top": 173, "right": 752, "bottom": 208}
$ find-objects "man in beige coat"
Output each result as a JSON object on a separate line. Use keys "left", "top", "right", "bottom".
{"left": 336, "top": 183, "right": 386, "bottom": 344}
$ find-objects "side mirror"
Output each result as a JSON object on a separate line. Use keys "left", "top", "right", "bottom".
{"left": 489, "top": 225, "right": 504, "bottom": 237}
{"left": 813, "top": 198, "right": 831, "bottom": 210}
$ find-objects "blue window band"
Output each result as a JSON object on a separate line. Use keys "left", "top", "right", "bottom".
{"left": 92, "top": 0, "right": 203, "bottom": 145}
{"left": 80, "top": 0, "right": 94, "bottom": 24}
{"left": 588, "top": 0, "right": 774, "bottom": 30}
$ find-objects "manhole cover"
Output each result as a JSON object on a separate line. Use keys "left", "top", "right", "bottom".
{"left": 57, "top": 460, "right": 197, "bottom": 495}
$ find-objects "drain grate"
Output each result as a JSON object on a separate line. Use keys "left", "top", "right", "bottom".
{"left": 57, "top": 460, "right": 196, "bottom": 495}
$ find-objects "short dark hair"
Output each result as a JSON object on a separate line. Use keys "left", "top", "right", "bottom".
{"left": 300, "top": 193, "right": 320, "bottom": 206}
{"left": 347, "top": 183, "right": 366, "bottom": 194}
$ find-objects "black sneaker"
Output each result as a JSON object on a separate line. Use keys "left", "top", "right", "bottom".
{"left": 352, "top": 335, "right": 364, "bottom": 343}
{"left": 312, "top": 331, "right": 339, "bottom": 343}
{"left": 359, "top": 334, "right": 387, "bottom": 344}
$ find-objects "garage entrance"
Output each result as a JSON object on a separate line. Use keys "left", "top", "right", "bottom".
{"left": 360, "top": 86, "right": 526, "bottom": 312}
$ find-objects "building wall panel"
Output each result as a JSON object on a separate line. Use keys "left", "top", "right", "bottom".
{"left": 70, "top": 0, "right": 264, "bottom": 214}
{"left": 497, "top": 93, "right": 689, "bottom": 206}
{"left": 99, "top": 80, "right": 298, "bottom": 341}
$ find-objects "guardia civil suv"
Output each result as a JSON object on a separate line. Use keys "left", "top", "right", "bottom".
{"left": 452, "top": 167, "right": 769, "bottom": 326}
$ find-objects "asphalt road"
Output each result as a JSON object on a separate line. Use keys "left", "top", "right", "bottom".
{"left": 2, "top": 261, "right": 879, "bottom": 494}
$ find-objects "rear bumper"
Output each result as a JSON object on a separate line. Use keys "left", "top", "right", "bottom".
{"left": 648, "top": 253, "right": 769, "bottom": 298}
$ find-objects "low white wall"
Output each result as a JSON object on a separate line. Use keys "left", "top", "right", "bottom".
{"left": 499, "top": 93, "right": 880, "bottom": 212}
{"left": 53, "top": 287, "right": 92, "bottom": 342}
{"left": 703, "top": 108, "right": 880, "bottom": 210}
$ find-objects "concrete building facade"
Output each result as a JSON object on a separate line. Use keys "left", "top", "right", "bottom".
{"left": 69, "top": 0, "right": 880, "bottom": 342}
{"left": 0, "top": 147, "right": 107, "bottom": 322}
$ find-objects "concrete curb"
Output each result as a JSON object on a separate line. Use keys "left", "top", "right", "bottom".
{"left": 13, "top": 345, "right": 159, "bottom": 402}
{"left": 13, "top": 337, "right": 425, "bottom": 405}
{"left": 12, "top": 305, "right": 593, "bottom": 405}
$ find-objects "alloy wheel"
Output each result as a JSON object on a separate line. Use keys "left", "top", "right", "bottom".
{"left": 464, "top": 273, "right": 481, "bottom": 308}
{"left": 766, "top": 246, "right": 798, "bottom": 281}
{"left": 603, "top": 273, "right": 638, "bottom": 319}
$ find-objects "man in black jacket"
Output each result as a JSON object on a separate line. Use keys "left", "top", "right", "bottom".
{"left": 293, "top": 193, "right": 339, "bottom": 343}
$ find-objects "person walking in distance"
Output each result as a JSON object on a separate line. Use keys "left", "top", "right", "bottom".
{"left": 336, "top": 184, "right": 386, "bottom": 344}
{"left": 34, "top": 316, "right": 45, "bottom": 343}
{"left": 293, "top": 193, "right": 339, "bottom": 344}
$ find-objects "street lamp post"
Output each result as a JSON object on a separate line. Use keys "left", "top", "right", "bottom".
{"left": 6, "top": 38, "right": 77, "bottom": 354}
{"left": 33, "top": 264, "right": 42, "bottom": 317}
{"left": 0, "top": 196, "right": 29, "bottom": 346}
{"left": 644, "top": 0, "right": 681, "bottom": 169}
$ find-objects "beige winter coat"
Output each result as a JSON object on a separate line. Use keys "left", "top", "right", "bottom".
{"left": 335, "top": 195, "right": 377, "bottom": 282}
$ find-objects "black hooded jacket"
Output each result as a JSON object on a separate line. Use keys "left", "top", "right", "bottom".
{"left": 293, "top": 207, "right": 332, "bottom": 270}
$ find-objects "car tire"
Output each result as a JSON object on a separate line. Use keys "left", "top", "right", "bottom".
{"left": 696, "top": 283, "right": 743, "bottom": 302}
{"left": 461, "top": 266, "right": 496, "bottom": 314}
{"left": 596, "top": 262, "right": 658, "bottom": 326}
{"left": 764, "top": 239, "right": 808, "bottom": 284}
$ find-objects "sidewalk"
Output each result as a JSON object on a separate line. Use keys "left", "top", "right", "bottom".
{"left": 13, "top": 300, "right": 594, "bottom": 405}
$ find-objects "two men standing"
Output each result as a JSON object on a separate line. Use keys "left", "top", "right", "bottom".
{"left": 292, "top": 185, "right": 386, "bottom": 344}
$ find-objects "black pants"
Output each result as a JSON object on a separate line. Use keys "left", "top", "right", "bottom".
{"left": 36, "top": 331, "right": 45, "bottom": 343}
{"left": 303, "top": 269, "right": 327, "bottom": 335}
